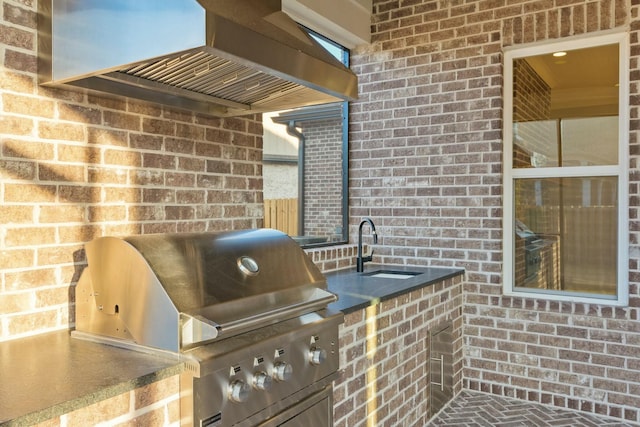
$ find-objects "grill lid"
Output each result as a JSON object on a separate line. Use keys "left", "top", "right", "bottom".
{"left": 38, "top": 0, "right": 358, "bottom": 116}
{"left": 75, "top": 229, "right": 336, "bottom": 353}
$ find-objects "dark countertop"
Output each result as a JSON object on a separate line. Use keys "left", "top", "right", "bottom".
{"left": 0, "top": 330, "right": 182, "bottom": 426}
{"left": 326, "top": 264, "right": 465, "bottom": 314}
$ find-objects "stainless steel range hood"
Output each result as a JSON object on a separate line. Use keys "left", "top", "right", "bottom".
{"left": 38, "top": 0, "right": 358, "bottom": 117}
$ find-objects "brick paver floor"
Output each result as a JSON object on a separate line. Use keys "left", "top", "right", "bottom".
{"left": 427, "top": 390, "right": 639, "bottom": 426}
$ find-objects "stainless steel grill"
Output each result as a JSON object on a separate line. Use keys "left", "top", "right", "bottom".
{"left": 74, "top": 228, "right": 343, "bottom": 427}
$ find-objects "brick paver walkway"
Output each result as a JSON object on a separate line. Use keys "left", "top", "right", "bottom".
{"left": 427, "top": 390, "right": 639, "bottom": 426}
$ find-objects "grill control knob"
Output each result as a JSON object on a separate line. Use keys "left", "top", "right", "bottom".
{"left": 252, "top": 371, "right": 272, "bottom": 391}
{"left": 309, "top": 347, "right": 327, "bottom": 365}
{"left": 273, "top": 362, "right": 293, "bottom": 382}
{"left": 228, "top": 380, "right": 251, "bottom": 403}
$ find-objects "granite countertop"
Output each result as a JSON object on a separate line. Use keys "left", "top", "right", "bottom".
{"left": 0, "top": 331, "right": 182, "bottom": 426}
{"left": 326, "top": 264, "right": 465, "bottom": 314}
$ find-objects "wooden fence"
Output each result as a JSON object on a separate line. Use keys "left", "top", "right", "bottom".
{"left": 264, "top": 198, "right": 298, "bottom": 236}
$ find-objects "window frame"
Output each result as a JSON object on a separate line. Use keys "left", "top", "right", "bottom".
{"left": 502, "top": 31, "right": 630, "bottom": 306}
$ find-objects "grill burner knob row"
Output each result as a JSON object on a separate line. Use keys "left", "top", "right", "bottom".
{"left": 309, "top": 347, "right": 327, "bottom": 365}
{"left": 273, "top": 362, "right": 293, "bottom": 382}
{"left": 228, "top": 379, "right": 251, "bottom": 403}
{"left": 252, "top": 371, "right": 273, "bottom": 391}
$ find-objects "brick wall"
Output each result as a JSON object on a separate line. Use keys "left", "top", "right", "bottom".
{"left": 302, "top": 118, "right": 344, "bottom": 238}
{"left": 34, "top": 376, "right": 180, "bottom": 426}
{"left": 333, "top": 275, "right": 464, "bottom": 427}
{"left": 305, "top": 244, "right": 359, "bottom": 272}
{"left": 350, "top": 0, "right": 640, "bottom": 423}
{"left": 512, "top": 58, "right": 551, "bottom": 168}
{"left": 513, "top": 59, "right": 551, "bottom": 123}
{"left": 0, "top": 0, "right": 264, "bottom": 341}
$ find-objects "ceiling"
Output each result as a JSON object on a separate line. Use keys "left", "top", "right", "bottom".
{"left": 525, "top": 43, "right": 619, "bottom": 115}
{"left": 525, "top": 43, "right": 618, "bottom": 90}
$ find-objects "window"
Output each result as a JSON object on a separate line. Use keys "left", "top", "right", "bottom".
{"left": 262, "top": 32, "right": 349, "bottom": 246}
{"left": 503, "top": 32, "right": 629, "bottom": 305}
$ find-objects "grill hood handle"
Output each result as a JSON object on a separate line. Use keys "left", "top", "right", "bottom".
{"left": 181, "top": 287, "right": 337, "bottom": 350}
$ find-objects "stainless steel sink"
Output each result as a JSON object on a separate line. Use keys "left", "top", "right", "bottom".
{"left": 363, "top": 270, "right": 422, "bottom": 280}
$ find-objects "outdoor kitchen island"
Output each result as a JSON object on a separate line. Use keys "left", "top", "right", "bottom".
{"left": 0, "top": 265, "right": 463, "bottom": 426}
{"left": 326, "top": 265, "right": 465, "bottom": 427}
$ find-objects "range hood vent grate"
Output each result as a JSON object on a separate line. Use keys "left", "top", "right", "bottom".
{"left": 114, "top": 51, "right": 299, "bottom": 106}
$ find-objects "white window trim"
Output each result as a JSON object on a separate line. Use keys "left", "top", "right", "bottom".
{"left": 502, "top": 31, "right": 630, "bottom": 306}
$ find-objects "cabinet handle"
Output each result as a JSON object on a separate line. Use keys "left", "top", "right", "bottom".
{"left": 431, "top": 355, "right": 444, "bottom": 391}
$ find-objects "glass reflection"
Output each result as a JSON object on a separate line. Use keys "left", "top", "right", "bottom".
{"left": 514, "top": 177, "right": 617, "bottom": 295}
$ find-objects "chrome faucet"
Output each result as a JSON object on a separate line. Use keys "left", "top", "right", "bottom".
{"left": 357, "top": 217, "right": 378, "bottom": 272}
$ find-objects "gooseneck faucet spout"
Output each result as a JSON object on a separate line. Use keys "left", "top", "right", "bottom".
{"left": 357, "top": 218, "right": 378, "bottom": 272}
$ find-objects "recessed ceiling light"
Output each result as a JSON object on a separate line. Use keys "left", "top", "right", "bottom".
{"left": 553, "top": 51, "right": 567, "bottom": 57}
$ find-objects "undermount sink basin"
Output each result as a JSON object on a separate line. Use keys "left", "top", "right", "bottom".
{"left": 363, "top": 270, "right": 422, "bottom": 280}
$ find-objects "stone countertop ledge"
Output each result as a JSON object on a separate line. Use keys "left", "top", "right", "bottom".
{"left": 0, "top": 331, "right": 182, "bottom": 426}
